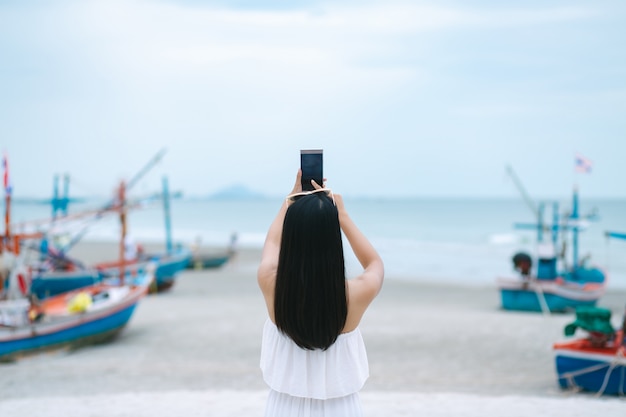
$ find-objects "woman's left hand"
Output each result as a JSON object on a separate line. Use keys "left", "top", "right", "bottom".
{"left": 289, "top": 170, "right": 304, "bottom": 195}
{"left": 289, "top": 169, "right": 327, "bottom": 195}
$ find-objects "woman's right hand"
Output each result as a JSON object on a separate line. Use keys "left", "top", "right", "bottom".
{"left": 334, "top": 193, "right": 347, "bottom": 218}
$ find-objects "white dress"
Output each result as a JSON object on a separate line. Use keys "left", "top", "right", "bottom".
{"left": 260, "top": 319, "right": 369, "bottom": 417}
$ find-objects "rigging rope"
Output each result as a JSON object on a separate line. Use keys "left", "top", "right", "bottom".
{"left": 533, "top": 281, "right": 551, "bottom": 316}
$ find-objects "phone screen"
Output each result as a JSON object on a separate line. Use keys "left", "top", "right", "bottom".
{"left": 300, "top": 149, "right": 323, "bottom": 191}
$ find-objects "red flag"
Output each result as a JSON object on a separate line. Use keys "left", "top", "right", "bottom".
{"left": 2, "top": 153, "right": 10, "bottom": 195}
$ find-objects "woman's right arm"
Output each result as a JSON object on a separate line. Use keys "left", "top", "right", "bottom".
{"left": 336, "top": 194, "right": 384, "bottom": 302}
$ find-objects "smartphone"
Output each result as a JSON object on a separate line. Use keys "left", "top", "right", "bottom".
{"left": 300, "top": 149, "right": 323, "bottom": 191}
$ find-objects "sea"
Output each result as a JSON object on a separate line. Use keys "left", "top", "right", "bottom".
{"left": 7, "top": 196, "right": 626, "bottom": 290}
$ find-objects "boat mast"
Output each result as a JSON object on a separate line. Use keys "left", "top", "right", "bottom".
{"left": 2, "top": 180, "right": 9, "bottom": 254}
{"left": 162, "top": 176, "right": 173, "bottom": 255}
{"left": 2, "top": 153, "right": 10, "bottom": 253}
{"left": 51, "top": 173, "right": 70, "bottom": 219}
{"left": 62, "top": 173, "right": 69, "bottom": 217}
{"left": 606, "top": 231, "right": 626, "bottom": 241}
{"left": 506, "top": 165, "right": 539, "bottom": 222}
{"left": 551, "top": 202, "right": 560, "bottom": 248}
{"left": 1, "top": 155, "right": 41, "bottom": 257}
{"left": 118, "top": 181, "right": 127, "bottom": 284}
{"left": 52, "top": 174, "right": 59, "bottom": 219}
{"left": 571, "top": 187, "right": 580, "bottom": 276}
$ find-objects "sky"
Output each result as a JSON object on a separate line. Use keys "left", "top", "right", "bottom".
{"left": 1, "top": 0, "right": 624, "bottom": 199}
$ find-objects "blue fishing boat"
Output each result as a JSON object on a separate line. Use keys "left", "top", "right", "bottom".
{"left": 553, "top": 304, "right": 626, "bottom": 396}
{"left": 30, "top": 268, "right": 101, "bottom": 300}
{"left": 95, "top": 245, "right": 191, "bottom": 292}
{"left": 31, "top": 238, "right": 191, "bottom": 297}
{"left": 552, "top": 231, "right": 626, "bottom": 395}
{"left": 30, "top": 252, "right": 158, "bottom": 299}
{"left": 0, "top": 270, "right": 152, "bottom": 362}
{"left": 497, "top": 186, "right": 607, "bottom": 313}
{"left": 148, "top": 247, "right": 192, "bottom": 290}
{"left": 186, "top": 252, "right": 231, "bottom": 270}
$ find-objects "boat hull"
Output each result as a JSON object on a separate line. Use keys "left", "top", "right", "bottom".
{"left": 30, "top": 270, "right": 101, "bottom": 299}
{"left": 0, "top": 283, "right": 147, "bottom": 362}
{"left": 500, "top": 288, "right": 599, "bottom": 313}
{"left": 497, "top": 276, "right": 605, "bottom": 313}
{"left": 151, "top": 250, "right": 192, "bottom": 290}
{"left": 186, "top": 254, "right": 230, "bottom": 270}
{"left": 30, "top": 249, "right": 189, "bottom": 298}
{"left": 554, "top": 335, "right": 626, "bottom": 396}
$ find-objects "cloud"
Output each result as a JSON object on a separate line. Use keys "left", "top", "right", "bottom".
{"left": 26, "top": 1, "right": 598, "bottom": 75}
{"left": 0, "top": 0, "right": 623, "bottom": 198}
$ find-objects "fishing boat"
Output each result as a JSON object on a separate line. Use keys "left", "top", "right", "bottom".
{"left": 29, "top": 154, "right": 190, "bottom": 295}
{"left": 496, "top": 184, "right": 607, "bottom": 313}
{"left": 96, "top": 245, "right": 191, "bottom": 292}
{"left": 186, "top": 252, "right": 231, "bottom": 270}
{"left": 30, "top": 268, "right": 101, "bottom": 299}
{"left": 553, "top": 306, "right": 625, "bottom": 396}
{"left": 0, "top": 266, "right": 152, "bottom": 362}
{"left": 185, "top": 234, "right": 235, "bottom": 270}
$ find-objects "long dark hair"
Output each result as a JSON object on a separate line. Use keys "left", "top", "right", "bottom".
{"left": 274, "top": 192, "right": 347, "bottom": 350}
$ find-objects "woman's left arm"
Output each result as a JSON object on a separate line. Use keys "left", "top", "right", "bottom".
{"left": 257, "top": 202, "right": 287, "bottom": 291}
{"left": 257, "top": 170, "right": 304, "bottom": 292}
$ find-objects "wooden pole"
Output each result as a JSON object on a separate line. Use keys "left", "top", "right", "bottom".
{"left": 118, "top": 181, "right": 127, "bottom": 285}
{"left": 162, "top": 176, "right": 173, "bottom": 255}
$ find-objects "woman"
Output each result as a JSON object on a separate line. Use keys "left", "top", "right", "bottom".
{"left": 258, "top": 170, "right": 384, "bottom": 416}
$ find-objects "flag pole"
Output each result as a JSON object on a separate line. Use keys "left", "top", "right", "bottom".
{"left": 2, "top": 153, "right": 11, "bottom": 253}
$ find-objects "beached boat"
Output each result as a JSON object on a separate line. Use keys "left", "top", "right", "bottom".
{"left": 498, "top": 278, "right": 606, "bottom": 313}
{"left": 29, "top": 239, "right": 191, "bottom": 296}
{"left": 29, "top": 252, "right": 170, "bottom": 299}
{"left": 30, "top": 268, "right": 101, "bottom": 300}
{"left": 146, "top": 247, "right": 192, "bottom": 290}
{"left": 0, "top": 269, "right": 152, "bottom": 362}
{"left": 185, "top": 233, "right": 236, "bottom": 270}
{"left": 95, "top": 245, "right": 191, "bottom": 292}
{"left": 186, "top": 253, "right": 231, "bottom": 270}
{"left": 553, "top": 306, "right": 626, "bottom": 396}
{"left": 496, "top": 186, "right": 607, "bottom": 313}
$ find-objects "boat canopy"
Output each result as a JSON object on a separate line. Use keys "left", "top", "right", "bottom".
{"left": 564, "top": 306, "right": 615, "bottom": 336}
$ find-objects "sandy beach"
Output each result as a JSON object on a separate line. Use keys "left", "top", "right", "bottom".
{"left": 1, "top": 242, "right": 625, "bottom": 416}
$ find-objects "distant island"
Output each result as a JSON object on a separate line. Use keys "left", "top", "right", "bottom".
{"left": 204, "top": 184, "right": 267, "bottom": 200}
